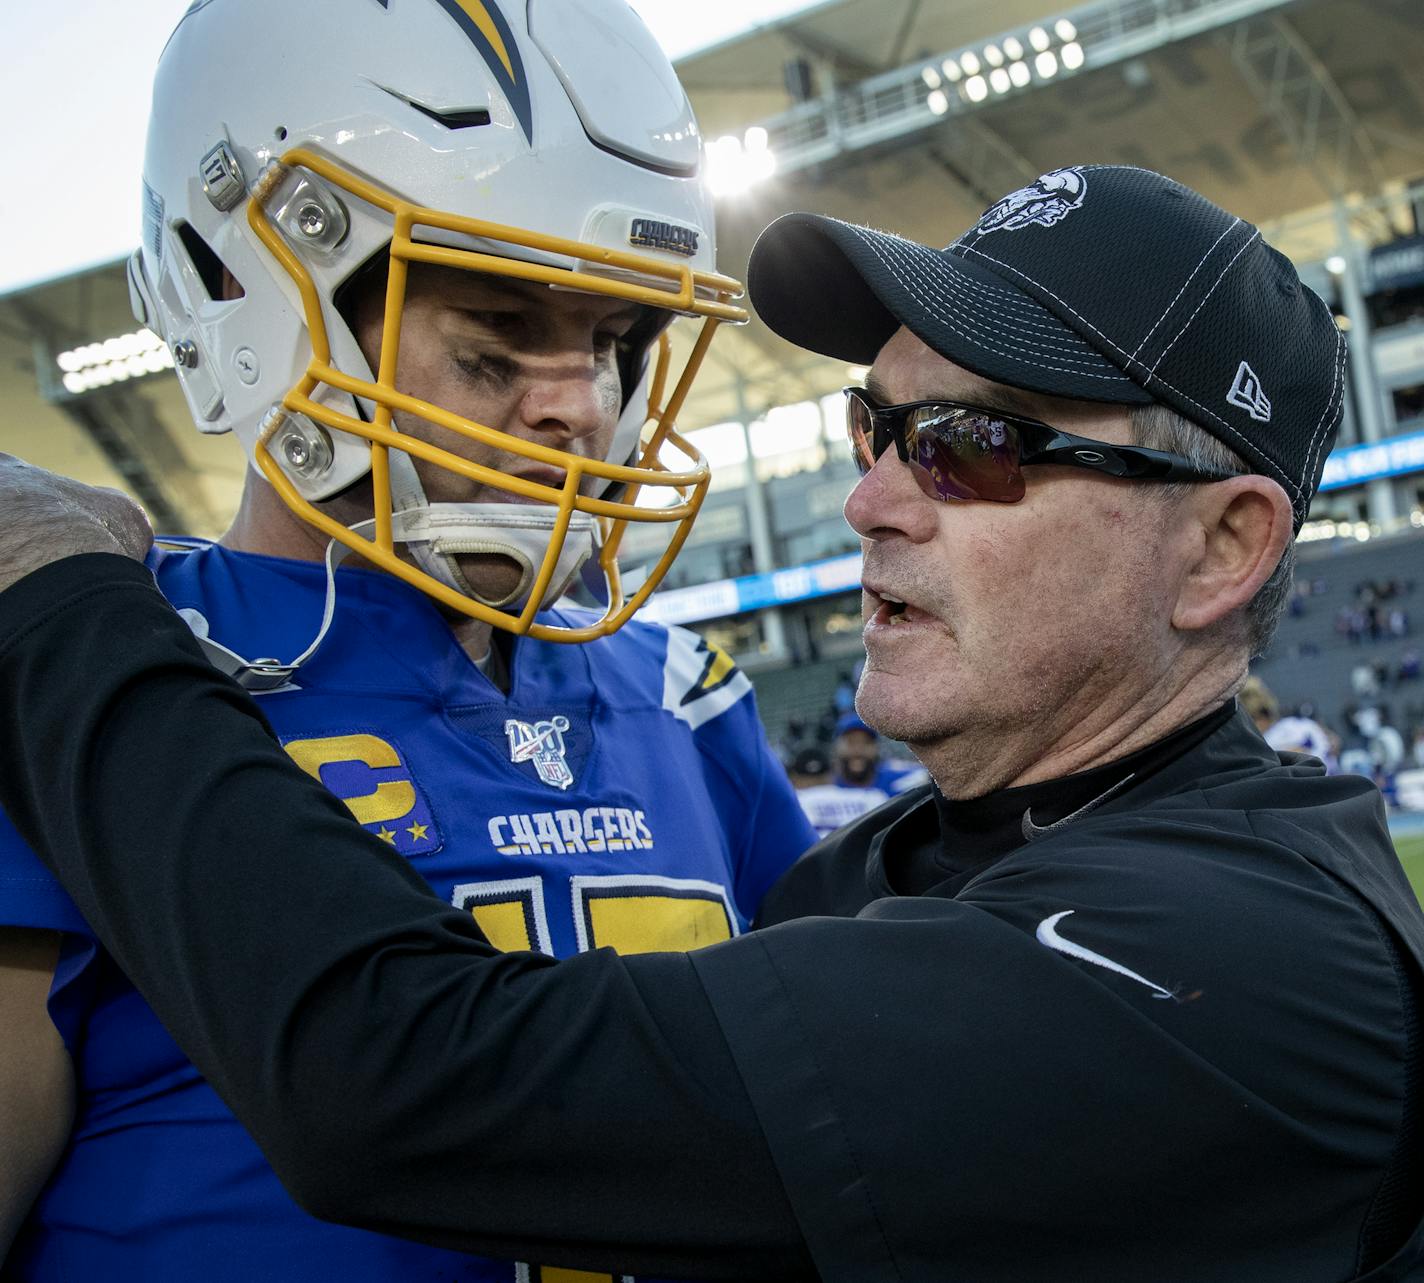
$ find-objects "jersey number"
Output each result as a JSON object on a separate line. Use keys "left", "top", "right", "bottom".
{"left": 451, "top": 873, "right": 739, "bottom": 957}
{"left": 450, "top": 874, "right": 740, "bottom": 1283}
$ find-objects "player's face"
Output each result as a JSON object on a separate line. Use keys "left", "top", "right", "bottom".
{"left": 834, "top": 730, "right": 879, "bottom": 786}
{"left": 846, "top": 327, "right": 1182, "bottom": 791}
{"left": 346, "top": 262, "right": 649, "bottom": 603}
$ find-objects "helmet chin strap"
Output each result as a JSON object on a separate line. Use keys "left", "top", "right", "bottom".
{"left": 385, "top": 448, "right": 597, "bottom": 609}
{"left": 187, "top": 453, "right": 598, "bottom": 692}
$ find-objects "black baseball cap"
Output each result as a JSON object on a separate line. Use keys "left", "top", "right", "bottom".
{"left": 747, "top": 164, "right": 1346, "bottom": 529}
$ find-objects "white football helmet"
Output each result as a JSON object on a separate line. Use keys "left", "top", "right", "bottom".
{"left": 131, "top": 0, "right": 745, "bottom": 642}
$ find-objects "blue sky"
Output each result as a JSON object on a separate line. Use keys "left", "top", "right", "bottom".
{"left": 1, "top": 0, "right": 817, "bottom": 296}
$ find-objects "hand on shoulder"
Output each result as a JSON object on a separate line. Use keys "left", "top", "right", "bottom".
{"left": 0, "top": 455, "right": 153, "bottom": 594}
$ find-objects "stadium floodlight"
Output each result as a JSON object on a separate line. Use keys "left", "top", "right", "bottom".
{"left": 706, "top": 135, "right": 744, "bottom": 196}
{"left": 989, "top": 67, "right": 1011, "bottom": 94}
{"left": 707, "top": 130, "right": 776, "bottom": 197}
{"left": 941, "top": 58, "right": 962, "bottom": 81}
{"left": 1061, "top": 42, "right": 1085, "bottom": 70}
{"left": 927, "top": 89, "right": 950, "bottom": 115}
{"left": 1296, "top": 519, "right": 1336, "bottom": 543}
{"left": 921, "top": 65, "right": 942, "bottom": 89}
{"left": 56, "top": 327, "right": 175, "bottom": 396}
{"left": 1028, "top": 26, "right": 1051, "bottom": 52}
{"left": 1055, "top": 18, "right": 1078, "bottom": 41}
{"left": 983, "top": 43, "right": 1004, "bottom": 67}
{"left": 1002, "top": 35, "right": 1024, "bottom": 61}
{"left": 744, "top": 126, "right": 775, "bottom": 183}
{"left": 959, "top": 50, "right": 981, "bottom": 75}
{"left": 964, "top": 75, "right": 989, "bottom": 102}
{"left": 1009, "top": 60, "right": 1032, "bottom": 87}
{"left": 1035, "top": 50, "right": 1059, "bottom": 78}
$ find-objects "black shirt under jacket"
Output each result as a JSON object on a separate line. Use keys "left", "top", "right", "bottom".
{"left": 3, "top": 556, "right": 1424, "bottom": 1282}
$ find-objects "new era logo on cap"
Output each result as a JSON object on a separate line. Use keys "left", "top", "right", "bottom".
{"left": 1227, "top": 361, "right": 1272, "bottom": 423}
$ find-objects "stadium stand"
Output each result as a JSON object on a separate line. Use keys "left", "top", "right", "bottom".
{"left": 1254, "top": 531, "right": 1424, "bottom": 755}
{"left": 748, "top": 655, "right": 853, "bottom": 748}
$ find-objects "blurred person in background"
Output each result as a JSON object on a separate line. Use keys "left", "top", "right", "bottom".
{"left": 1240, "top": 676, "right": 1339, "bottom": 772}
{"left": 833, "top": 713, "right": 929, "bottom": 794}
{"left": 787, "top": 744, "right": 832, "bottom": 789}
{"left": 794, "top": 731, "right": 891, "bottom": 839}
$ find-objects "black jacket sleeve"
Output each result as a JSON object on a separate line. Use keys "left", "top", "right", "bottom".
{"left": 0, "top": 555, "right": 811, "bottom": 1281}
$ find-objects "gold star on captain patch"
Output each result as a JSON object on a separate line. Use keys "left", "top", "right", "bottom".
{"left": 406, "top": 821, "right": 429, "bottom": 841}
{"left": 377, "top": 827, "right": 397, "bottom": 845}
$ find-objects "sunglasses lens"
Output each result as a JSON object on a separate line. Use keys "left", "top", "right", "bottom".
{"left": 905, "top": 408, "right": 1026, "bottom": 503}
{"left": 844, "top": 390, "right": 1028, "bottom": 502}
{"left": 845, "top": 390, "right": 877, "bottom": 477}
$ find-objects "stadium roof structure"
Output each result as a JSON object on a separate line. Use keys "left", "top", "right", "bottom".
{"left": 1, "top": 0, "right": 1422, "bottom": 535}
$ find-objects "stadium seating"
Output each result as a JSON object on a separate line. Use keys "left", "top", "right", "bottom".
{"left": 1254, "top": 529, "right": 1424, "bottom": 745}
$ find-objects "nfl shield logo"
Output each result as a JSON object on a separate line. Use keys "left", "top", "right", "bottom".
{"left": 505, "top": 715, "right": 575, "bottom": 790}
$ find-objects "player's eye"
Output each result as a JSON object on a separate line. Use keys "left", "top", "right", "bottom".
{"left": 452, "top": 352, "right": 518, "bottom": 388}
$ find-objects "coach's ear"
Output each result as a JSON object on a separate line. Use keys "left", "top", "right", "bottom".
{"left": 1170, "top": 474, "right": 1293, "bottom": 634}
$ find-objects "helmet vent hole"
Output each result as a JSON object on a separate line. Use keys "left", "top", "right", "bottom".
{"left": 275, "top": 126, "right": 288, "bottom": 141}
{"left": 176, "top": 222, "right": 243, "bottom": 302}
{"left": 376, "top": 87, "right": 491, "bottom": 131}
{"left": 409, "top": 102, "right": 492, "bottom": 130}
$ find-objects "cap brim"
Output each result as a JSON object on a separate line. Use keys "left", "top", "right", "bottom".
{"left": 748, "top": 212, "right": 1152, "bottom": 405}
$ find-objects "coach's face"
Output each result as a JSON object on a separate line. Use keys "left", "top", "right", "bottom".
{"left": 846, "top": 327, "right": 1184, "bottom": 795}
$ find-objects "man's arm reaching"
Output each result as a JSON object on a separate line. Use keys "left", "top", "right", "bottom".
{"left": 0, "top": 552, "right": 810, "bottom": 1280}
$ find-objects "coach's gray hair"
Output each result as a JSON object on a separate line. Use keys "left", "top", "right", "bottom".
{"left": 1128, "top": 401, "right": 1296, "bottom": 659}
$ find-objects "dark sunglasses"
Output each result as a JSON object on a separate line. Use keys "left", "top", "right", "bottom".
{"left": 844, "top": 386, "right": 1238, "bottom": 503}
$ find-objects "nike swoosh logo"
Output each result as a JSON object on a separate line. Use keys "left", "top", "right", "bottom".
{"left": 1035, "top": 911, "right": 1175, "bottom": 1000}
{"left": 1021, "top": 772, "right": 1137, "bottom": 843}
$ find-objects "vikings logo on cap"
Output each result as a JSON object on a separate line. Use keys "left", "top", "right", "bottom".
{"left": 976, "top": 168, "right": 1087, "bottom": 235}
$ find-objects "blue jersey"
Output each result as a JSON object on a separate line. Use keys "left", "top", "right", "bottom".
{"left": 875, "top": 759, "right": 929, "bottom": 794}
{"left": 0, "top": 544, "right": 815, "bottom": 1283}
{"left": 797, "top": 781, "right": 892, "bottom": 839}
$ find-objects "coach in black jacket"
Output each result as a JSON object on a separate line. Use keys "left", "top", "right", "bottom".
{"left": 1, "top": 166, "right": 1422, "bottom": 1281}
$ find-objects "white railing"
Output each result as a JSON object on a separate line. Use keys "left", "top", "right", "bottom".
{"left": 760, "top": 0, "right": 1300, "bottom": 175}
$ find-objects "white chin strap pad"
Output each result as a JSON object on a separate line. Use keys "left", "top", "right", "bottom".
{"left": 385, "top": 446, "right": 598, "bottom": 611}
{"left": 393, "top": 502, "right": 598, "bottom": 610}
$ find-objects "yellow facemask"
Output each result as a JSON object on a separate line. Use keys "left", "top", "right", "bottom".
{"left": 248, "top": 147, "right": 747, "bottom": 643}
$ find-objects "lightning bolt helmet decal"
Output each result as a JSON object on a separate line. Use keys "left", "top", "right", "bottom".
{"left": 430, "top": 0, "right": 533, "bottom": 143}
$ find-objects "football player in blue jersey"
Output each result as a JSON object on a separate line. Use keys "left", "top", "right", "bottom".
{"left": 796, "top": 715, "right": 928, "bottom": 838}
{"left": 0, "top": 1, "right": 816, "bottom": 1279}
